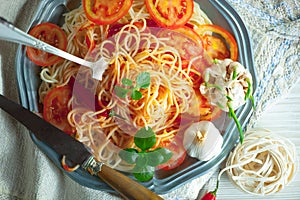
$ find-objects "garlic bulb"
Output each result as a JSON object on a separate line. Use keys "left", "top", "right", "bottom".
{"left": 199, "top": 59, "right": 253, "bottom": 112}
{"left": 183, "top": 121, "right": 223, "bottom": 161}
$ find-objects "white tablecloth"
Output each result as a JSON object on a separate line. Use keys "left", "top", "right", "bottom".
{"left": 0, "top": 0, "right": 299, "bottom": 199}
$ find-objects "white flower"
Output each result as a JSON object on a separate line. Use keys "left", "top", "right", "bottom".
{"left": 200, "top": 59, "right": 253, "bottom": 112}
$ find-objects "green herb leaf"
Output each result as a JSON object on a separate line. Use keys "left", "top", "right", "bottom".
{"left": 136, "top": 72, "right": 150, "bottom": 89}
{"left": 146, "top": 150, "right": 164, "bottom": 167}
{"left": 131, "top": 89, "right": 142, "bottom": 100}
{"left": 119, "top": 148, "right": 139, "bottom": 164}
{"left": 133, "top": 165, "right": 154, "bottom": 182}
{"left": 134, "top": 127, "right": 156, "bottom": 151}
{"left": 158, "top": 148, "right": 173, "bottom": 164}
{"left": 122, "top": 78, "right": 133, "bottom": 87}
{"left": 114, "top": 85, "right": 130, "bottom": 98}
{"left": 147, "top": 148, "right": 173, "bottom": 166}
{"left": 109, "top": 110, "right": 115, "bottom": 117}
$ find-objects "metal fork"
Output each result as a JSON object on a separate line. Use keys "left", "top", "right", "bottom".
{"left": 0, "top": 16, "right": 107, "bottom": 80}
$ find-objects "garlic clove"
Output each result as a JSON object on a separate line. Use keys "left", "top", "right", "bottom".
{"left": 183, "top": 121, "right": 223, "bottom": 161}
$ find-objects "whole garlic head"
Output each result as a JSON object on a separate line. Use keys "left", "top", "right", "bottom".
{"left": 183, "top": 121, "right": 223, "bottom": 161}
{"left": 200, "top": 59, "right": 253, "bottom": 112}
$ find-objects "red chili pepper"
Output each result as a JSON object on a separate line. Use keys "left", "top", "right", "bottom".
{"left": 201, "top": 191, "right": 216, "bottom": 200}
{"left": 200, "top": 179, "right": 219, "bottom": 200}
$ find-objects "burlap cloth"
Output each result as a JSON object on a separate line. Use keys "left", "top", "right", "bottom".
{"left": 0, "top": 0, "right": 299, "bottom": 199}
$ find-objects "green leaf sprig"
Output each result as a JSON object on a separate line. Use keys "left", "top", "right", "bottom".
{"left": 119, "top": 127, "right": 173, "bottom": 182}
{"left": 114, "top": 72, "right": 150, "bottom": 100}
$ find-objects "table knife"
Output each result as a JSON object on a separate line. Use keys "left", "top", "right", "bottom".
{"left": 0, "top": 94, "right": 163, "bottom": 200}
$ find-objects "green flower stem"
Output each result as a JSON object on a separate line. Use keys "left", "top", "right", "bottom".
{"left": 245, "top": 79, "right": 255, "bottom": 109}
{"left": 211, "top": 179, "right": 219, "bottom": 196}
{"left": 205, "top": 82, "right": 223, "bottom": 91}
{"left": 245, "top": 78, "right": 252, "bottom": 100}
{"left": 227, "top": 102, "right": 244, "bottom": 144}
{"left": 232, "top": 66, "right": 238, "bottom": 80}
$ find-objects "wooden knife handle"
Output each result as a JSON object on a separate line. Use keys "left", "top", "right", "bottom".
{"left": 97, "top": 165, "right": 163, "bottom": 200}
{"left": 83, "top": 157, "right": 163, "bottom": 200}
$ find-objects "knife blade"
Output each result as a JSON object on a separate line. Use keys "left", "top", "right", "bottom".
{"left": 0, "top": 94, "right": 163, "bottom": 200}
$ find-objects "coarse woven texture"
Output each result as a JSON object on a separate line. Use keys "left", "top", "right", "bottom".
{"left": 226, "top": 0, "right": 300, "bottom": 127}
{"left": 0, "top": 0, "right": 299, "bottom": 200}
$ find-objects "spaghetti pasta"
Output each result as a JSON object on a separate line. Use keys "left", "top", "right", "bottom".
{"left": 38, "top": 1, "right": 217, "bottom": 171}
{"left": 219, "top": 128, "right": 298, "bottom": 195}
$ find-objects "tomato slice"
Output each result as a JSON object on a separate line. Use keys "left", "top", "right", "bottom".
{"left": 145, "top": 0, "right": 194, "bottom": 28}
{"left": 43, "top": 85, "right": 75, "bottom": 134}
{"left": 173, "top": 26, "right": 203, "bottom": 47}
{"left": 158, "top": 26, "right": 203, "bottom": 61}
{"left": 202, "top": 35, "right": 230, "bottom": 60}
{"left": 157, "top": 137, "right": 186, "bottom": 170}
{"left": 196, "top": 24, "right": 238, "bottom": 61}
{"left": 158, "top": 26, "right": 212, "bottom": 74}
{"left": 26, "top": 23, "right": 67, "bottom": 66}
{"left": 195, "top": 91, "right": 222, "bottom": 121}
{"left": 83, "top": 0, "right": 133, "bottom": 25}
{"left": 199, "top": 102, "right": 223, "bottom": 121}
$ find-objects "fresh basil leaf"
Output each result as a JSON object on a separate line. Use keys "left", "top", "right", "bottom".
{"left": 119, "top": 148, "right": 139, "bottom": 164}
{"left": 114, "top": 85, "right": 130, "bottom": 98}
{"left": 133, "top": 165, "right": 154, "bottom": 182}
{"left": 146, "top": 150, "right": 165, "bottom": 167}
{"left": 135, "top": 152, "right": 148, "bottom": 167}
{"left": 134, "top": 127, "right": 156, "bottom": 151}
{"left": 136, "top": 72, "right": 150, "bottom": 89}
{"left": 155, "top": 147, "right": 173, "bottom": 165}
{"left": 122, "top": 78, "right": 133, "bottom": 87}
{"left": 131, "top": 89, "right": 142, "bottom": 100}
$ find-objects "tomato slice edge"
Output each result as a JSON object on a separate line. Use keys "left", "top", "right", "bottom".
{"left": 145, "top": 0, "right": 194, "bottom": 28}
{"left": 43, "top": 85, "right": 74, "bottom": 134}
{"left": 196, "top": 24, "right": 238, "bottom": 61}
{"left": 26, "top": 22, "right": 67, "bottom": 66}
{"left": 83, "top": 0, "right": 133, "bottom": 25}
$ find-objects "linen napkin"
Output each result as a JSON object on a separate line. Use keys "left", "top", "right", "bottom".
{"left": 0, "top": 0, "right": 299, "bottom": 199}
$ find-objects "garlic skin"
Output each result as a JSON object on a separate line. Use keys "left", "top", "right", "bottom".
{"left": 199, "top": 59, "right": 253, "bottom": 112}
{"left": 183, "top": 121, "right": 223, "bottom": 161}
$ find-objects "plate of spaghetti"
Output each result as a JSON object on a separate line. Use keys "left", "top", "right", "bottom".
{"left": 15, "top": 0, "right": 257, "bottom": 194}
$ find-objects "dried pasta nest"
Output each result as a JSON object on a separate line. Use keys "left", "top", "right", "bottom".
{"left": 224, "top": 128, "right": 298, "bottom": 195}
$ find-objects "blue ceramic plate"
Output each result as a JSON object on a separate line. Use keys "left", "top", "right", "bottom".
{"left": 15, "top": 0, "right": 257, "bottom": 194}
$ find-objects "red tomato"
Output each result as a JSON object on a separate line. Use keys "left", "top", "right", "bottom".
{"left": 83, "top": 0, "right": 133, "bottom": 25}
{"left": 174, "top": 26, "right": 203, "bottom": 45}
{"left": 197, "top": 92, "right": 222, "bottom": 121}
{"left": 26, "top": 23, "right": 67, "bottom": 67}
{"left": 158, "top": 26, "right": 204, "bottom": 61}
{"left": 157, "top": 137, "right": 186, "bottom": 170}
{"left": 202, "top": 35, "right": 230, "bottom": 60}
{"left": 158, "top": 26, "right": 212, "bottom": 78}
{"left": 145, "top": 0, "right": 194, "bottom": 28}
{"left": 200, "top": 103, "right": 223, "bottom": 121}
{"left": 196, "top": 24, "right": 238, "bottom": 61}
{"left": 43, "top": 85, "right": 75, "bottom": 134}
